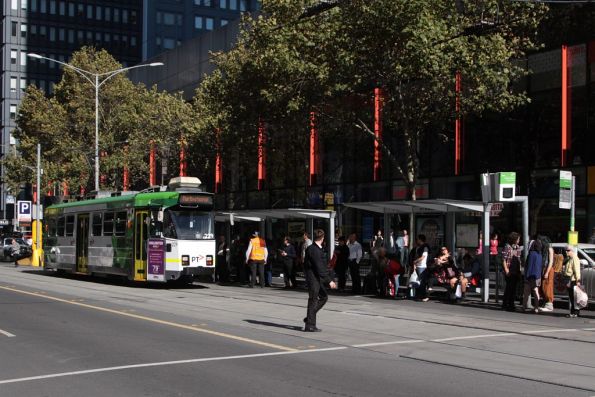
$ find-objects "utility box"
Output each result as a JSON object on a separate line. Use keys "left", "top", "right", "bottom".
{"left": 493, "top": 172, "right": 516, "bottom": 202}
{"left": 480, "top": 172, "right": 516, "bottom": 202}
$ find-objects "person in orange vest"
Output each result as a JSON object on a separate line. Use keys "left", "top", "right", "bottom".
{"left": 245, "top": 231, "right": 268, "bottom": 288}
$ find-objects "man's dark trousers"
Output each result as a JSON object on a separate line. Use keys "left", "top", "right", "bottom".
{"left": 305, "top": 269, "right": 328, "bottom": 328}
{"left": 349, "top": 259, "right": 361, "bottom": 294}
{"left": 249, "top": 260, "right": 265, "bottom": 287}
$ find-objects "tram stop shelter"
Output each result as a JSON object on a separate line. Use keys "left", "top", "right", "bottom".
{"left": 343, "top": 198, "right": 529, "bottom": 303}
{"left": 215, "top": 208, "right": 337, "bottom": 257}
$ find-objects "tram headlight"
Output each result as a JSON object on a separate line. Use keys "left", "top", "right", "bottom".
{"left": 206, "top": 255, "right": 213, "bottom": 266}
{"left": 182, "top": 255, "right": 190, "bottom": 266}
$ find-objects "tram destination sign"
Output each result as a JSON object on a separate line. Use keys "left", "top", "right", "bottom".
{"left": 147, "top": 238, "right": 166, "bottom": 282}
{"left": 178, "top": 194, "right": 213, "bottom": 207}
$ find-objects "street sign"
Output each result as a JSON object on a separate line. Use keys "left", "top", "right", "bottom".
{"left": 0, "top": 219, "right": 9, "bottom": 226}
{"left": 17, "top": 201, "right": 32, "bottom": 223}
{"left": 559, "top": 170, "right": 572, "bottom": 209}
{"left": 6, "top": 195, "right": 15, "bottom": 204}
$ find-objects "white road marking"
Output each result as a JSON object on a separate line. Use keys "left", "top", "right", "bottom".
{"left": 352, "top": 340, "right": 424, "bottom": 348}
{"left": 0, "top": 347, "right": 348, "bottom": 385}
{"left": 432, "top": 333, "right": 516, "bottom": 342}
{"left": 0, "top": 328, "right": 16, "bottom": 337}
{"left": 521, "top": 328, "right": 580, "bottom": 334}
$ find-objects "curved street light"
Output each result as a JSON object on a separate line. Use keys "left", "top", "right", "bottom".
{"left": 27, "top": 53, "right": 164, "bottom": 191}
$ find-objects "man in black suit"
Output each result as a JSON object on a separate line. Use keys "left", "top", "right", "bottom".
{"left": 303, "top": 229, "right": 336, "bottom": 332}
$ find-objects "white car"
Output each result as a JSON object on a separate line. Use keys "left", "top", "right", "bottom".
{"left": 551, "top": 243, "right": 595, "bottom": 299}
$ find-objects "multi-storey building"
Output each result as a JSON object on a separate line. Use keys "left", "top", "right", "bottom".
{"left": 142, "top": 0, "right": 259, "bottom": 60}
{"left": 1, "top": 0, "right": 143, "bottom": 231}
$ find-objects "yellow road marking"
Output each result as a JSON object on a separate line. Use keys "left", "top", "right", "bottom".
{"left": 0, "top": 286, "right": 296, "bottom": 352}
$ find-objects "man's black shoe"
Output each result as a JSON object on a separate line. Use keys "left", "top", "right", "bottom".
{"left": 304, "top": 326, "right": 321, "bottom": 332}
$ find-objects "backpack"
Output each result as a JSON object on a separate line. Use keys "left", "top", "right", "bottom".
{"left": 552, "top": 253, "right": 564, "bottom": 273}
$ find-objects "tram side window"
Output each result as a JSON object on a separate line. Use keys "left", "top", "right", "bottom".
{"left": 103, "top": 212, "right": 114, "bottom": 236}
{"left": 65, "top": 215, "right": 75, "bottom": 236}
{"left": 115, "top": 211, "right": 127, "bottom": 236}
{"left": 57, "top": 216, "right": 66, "bottom": 236}
{"left": 92, "top": 213, "right": 102, "bottom": 236}
{"left": 48, "top": 218, "right": 58, "bottom": 237}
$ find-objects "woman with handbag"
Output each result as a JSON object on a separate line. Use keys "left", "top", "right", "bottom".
{"left": 563, "top": 245, "right": 582, "bottom": 318}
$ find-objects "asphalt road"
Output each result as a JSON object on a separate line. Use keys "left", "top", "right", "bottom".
{"left": 1, "top": 264, "right": 595, "bottom": 397}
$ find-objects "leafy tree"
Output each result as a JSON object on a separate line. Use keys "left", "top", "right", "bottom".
{"left": 195, "top": 0, "right": 547, "bottom": 201}
{"left": 4, "top": 47, "right": 202, "bottom": 194}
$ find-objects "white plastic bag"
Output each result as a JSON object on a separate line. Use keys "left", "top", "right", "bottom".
{"left": 455, "top": 284, "right": 462, "bottom": 299}
{"left": 574, "top": 285, "right": 588, "bottom": 309}
{"left": 408, "top": 270, "right": 419, "bottom": 287}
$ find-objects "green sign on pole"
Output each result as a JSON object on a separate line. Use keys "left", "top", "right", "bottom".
{"left": 559, "top": 170, "right": 572, "bottom": 210}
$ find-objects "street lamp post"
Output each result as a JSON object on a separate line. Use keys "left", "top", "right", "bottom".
{"left": 27, "top": 53, "right": 164, "bottom": 191}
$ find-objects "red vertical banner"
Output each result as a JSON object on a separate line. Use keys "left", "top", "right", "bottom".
{"left": 561, "top": 45, "right": 572, "bottom": 167}
{"left": 373, "top": 88, "right": 384, "bottom": 181}
{"left": 46, "top": 182, "right": 53, "bottom": 197}
{"left": 99, "top": 151, "right": 107, "bottom": 188}
{"left": 455, "top": 72, "right": 462, "bottom": 176}
{"left": 62, "top": 182, "right": 69, "bottom": 197}
{"left": 309, "top": 111, "right": 318, "bottom": 186}
{"left": 80, "top": 186, "right": 85, "bottom": 196}
{"left": 179, "top": 138, "right": 187, "bottom": 177}
{"left": 123, "top": 167, "right": 129, "bottom": 191}
{"left": 149, "top": 142, "right": 156, "bottom": 186}
{"left": 215, "top": 129, "right": 222, "bottom": 193}
{"left": 257, "top": 119, "right": 266, "bottom": 190}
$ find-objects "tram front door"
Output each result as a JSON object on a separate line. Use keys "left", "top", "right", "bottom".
{"left": 134, "top": 211, "right": 149, "bottom": 281}
{"left": 76, "top": 214, "right": 89, "bottom": 273}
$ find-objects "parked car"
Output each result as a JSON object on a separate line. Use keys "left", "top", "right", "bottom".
{"left": 1, "top": 237, "right": 32, "bottom": 262}
{"left": 551, "top": 243, "right": 595, "bottom": 300}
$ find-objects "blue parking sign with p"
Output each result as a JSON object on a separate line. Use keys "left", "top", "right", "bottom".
{"left": 17, "top": 200, "right": 32, "bottom": 223}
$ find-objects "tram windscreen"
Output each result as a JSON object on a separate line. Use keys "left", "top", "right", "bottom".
{"left": 162, "top": 210, "right": 214, "bottom": 240}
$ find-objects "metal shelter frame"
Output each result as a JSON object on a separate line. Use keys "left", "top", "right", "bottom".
{"left": 343, "top": 198, "right": 529, "bottom": 303}
{"left": 215, "top": 209, "right": 337, "bottom": 257}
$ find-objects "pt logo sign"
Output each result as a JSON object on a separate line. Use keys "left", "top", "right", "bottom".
{"left": 17, "top": 201, "right": 32, "bottom": 224}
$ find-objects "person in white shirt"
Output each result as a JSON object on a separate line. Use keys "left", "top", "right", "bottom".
{"left": 411, "top": 234, "right": 430, "bottom": 301}
{"left": 347, "top": 233, "right": 363, "bottom": 294}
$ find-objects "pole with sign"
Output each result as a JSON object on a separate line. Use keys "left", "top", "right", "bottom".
{"left": 559, "top": 171, "right": 577, "bottom": 244}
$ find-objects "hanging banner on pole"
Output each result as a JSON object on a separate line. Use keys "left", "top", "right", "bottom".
{"left": 559, "top": 170, "right": 572, "bottom": 209}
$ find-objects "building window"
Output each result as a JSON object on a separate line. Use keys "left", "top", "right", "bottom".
{"left": 11, "top": 0, "right": 18, "bottom": 11}
{"left": 156, "top": 36, "right": 162, "bottom": 47}
{"left": 114, "top": 8, "right": 120, "bottom": 23}
{"left": 59, "top": 28, "right": 65, "bottom": 41}
{"left": 10, "top": 50, "right": 18, "bottom": 64}
{"left": 96, "top": 32, "right": 102, "bottom": 42}
{"left": 68, "top": 29, "right": 74, "bottom": 43}
{"left": 11, "top": 22, "right": 18, "bottom": 37}
{"left": 21, "top": 52, "right": 27, "bottom": 66}
{"left": 240, "top": 0, "right": 247, "bottom": 11}
{"left": 59, "top": 1, "right": 65, "bottom": 15}
{"left": 40, "top": 0, "right": 46, "bottom": 13}
{"left": 77, "top": 4, "right": 84, "bottom": 17}
{"left": 229, "top": 0, "right": 237, "bottom": 10}
{"left": 130, "top": 10, "right": 137, "bottom": 24}
{"left": 130, "top": 36, "right": 137, "bottom": 47}
{"left": 96, "top": 5, "right": 102, "bottom": 20}
{"left": 221, "top": 19, "right": 228, "bottom": 27}
{"left": 20, "top": 78, "right": 27, "bottom": 93}
{"left": 21, "top": 0, "right": 26, "bottom": 9}
{"left": 176, "top": 14, "right": 183, "bottom": 26}
{"left": 194, "top": 0, "right": 212, "bottom": 5}
{"left": 10, "top": 77, "right": 18, "bottom": 93}
{"left": 163, "top": 37, "right": 175, "bottom": 49}
{"left": 220, "top": 0, "right": 227, "bottom": 9}
{"left": 10, "top": 105, "right": 17, "bottom": 120}
{"left": 163, "top": 12, "right": 175, "bottom": 25}
{"left": 77, "top": 30, "right": 83, "bottom": 42}
{"left": 122, "top": 9, "right": 128, "bottom": 23}
{"left": 86, "top": 31, "right": 92, "bottom": 42}
{"left": 31, "top": 0, "right": 37, "bottom": 12}
{"left": 87, "top": 4, "right": 93, "bottom": 18}
{"left": 39, "top": 25, "right": 46, "bottom": 38}
{"left": 105, "top": 7, "right": 111, "bottom": 21}
{"left": 68, "top": 3, "right": 74, "bottom": 17}
{"left": 205, "top": 17, "right": 214, "bottom": 30}
{"left": 50, "top": 0, "right": 56, "bottom": 14}
{"left": 194, "top": 16, "right": 202, "bottom": 29}
{"left": 21, "top": 23, "right": 28, "bottom": 38}
{"left": 104, "top": 33, "right": 110, "bottom": 43}
{"left": 49, "top": 27, "right": 56, "bottom": 41}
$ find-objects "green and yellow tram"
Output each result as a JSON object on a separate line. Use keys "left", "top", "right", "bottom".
{"left": 43, "top": 177, "right": 215, "bottom": 282}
